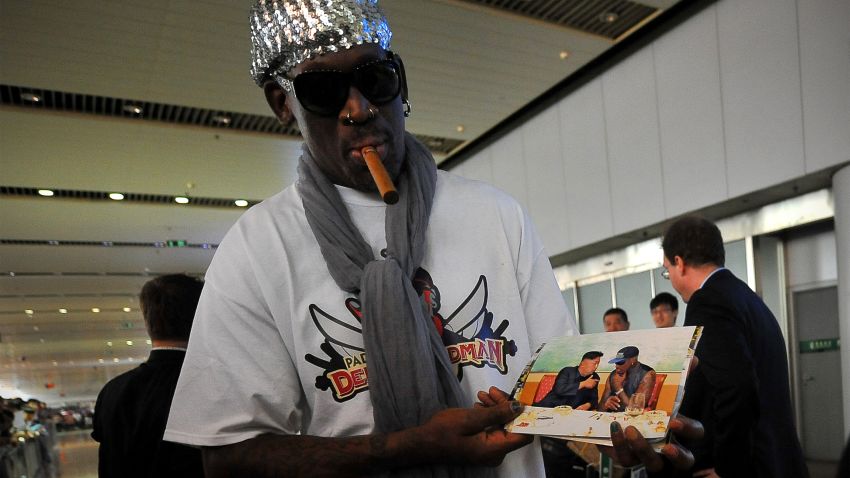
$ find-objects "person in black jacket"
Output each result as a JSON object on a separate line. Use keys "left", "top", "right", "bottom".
{"left": 535, "top": 350, "right": 602, "bottom": 411}
{"left": 661, "top": 216, "right": 807, "bottom": 478}
{"left": 92, "top": 274, "right": 205, "bottom": 478}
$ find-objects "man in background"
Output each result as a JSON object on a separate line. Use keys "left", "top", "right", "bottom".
{"left": 603, "top": 307, "right": 630, "bottom": 332}
{"left": 650, "top": 292, "right": 678, "bottom": 328}
{"left": 92, "top": 274, "right": 204, "bottom": 478}
{"left": 662, "top": 216, "right": 806, "bottom": 477}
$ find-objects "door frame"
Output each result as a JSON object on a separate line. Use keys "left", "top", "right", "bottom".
{"left": 787, "top": 280, "right": 839, "bottom": 445}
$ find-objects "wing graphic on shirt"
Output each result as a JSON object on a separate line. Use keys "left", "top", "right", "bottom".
{"left": 443, "top": 275, "right": 488, "bottom": 337}
{"left": 308, "top": 304, "right": 365, "bottom": 352}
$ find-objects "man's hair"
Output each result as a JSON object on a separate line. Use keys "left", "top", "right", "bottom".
{"left": 661, "top": 216, "right": 725, "bottom": 267}
{"left": 140, "top": 274, "right": 204, "bottom": 341}
{"left": 650, "top": 292, "right": 678, "bottom": 311}
{"left": 581, "top": 351, "right": 604, "bottom": 361}
{"left": 603, "top": 307, "right": 628, "bottom": 323}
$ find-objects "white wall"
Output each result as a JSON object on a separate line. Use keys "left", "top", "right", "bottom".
{"left": 786, "top": 227, "right": 838, "bottom": 288}
{"left": 453, "top": 0, "right": 850, "bottom": 258}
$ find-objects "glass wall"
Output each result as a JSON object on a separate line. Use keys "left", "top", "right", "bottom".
{"left": 577, "top": 280, "right": 611, "bottom": 334}
{"left": 613, "top": 271, "right": 653, "bottom": 330}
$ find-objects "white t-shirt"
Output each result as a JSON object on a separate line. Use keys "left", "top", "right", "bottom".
{"left": 165, "top": 170, "right": 577, "bottom": 476}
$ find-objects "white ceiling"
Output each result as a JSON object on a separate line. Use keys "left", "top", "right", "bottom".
{"left": 0, "top": 0, "right": 680, "bottom": 405}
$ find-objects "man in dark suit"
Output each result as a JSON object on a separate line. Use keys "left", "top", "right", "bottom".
{"left": 661, "top": 216, "right": 807, "bottom": 478}
{"left": 92, "top": 274, "right": 205, "bottom": 478}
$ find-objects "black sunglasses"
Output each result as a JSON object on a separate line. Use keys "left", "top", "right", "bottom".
{"left": 275, "top": 57, "right": 402, "bottom": 117}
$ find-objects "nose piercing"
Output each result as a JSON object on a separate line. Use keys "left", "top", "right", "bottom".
{"left": 343, "top": 107, "right": 377, "bottom": 126}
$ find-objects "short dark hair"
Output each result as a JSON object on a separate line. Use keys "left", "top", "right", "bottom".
{"left": 581, "top": 351, "right": 604, "bottom": 361}
{"left": 603, "top": 307, "right": 628, "bottom": 323}
{"left": 140, "top": 274, "right": 204, "bottom": 341}
{"left": 661, "top": 216, "right": 725, "bottom": 267}
{"left": 650, "top": 292, "right": 678, "bottom": 311}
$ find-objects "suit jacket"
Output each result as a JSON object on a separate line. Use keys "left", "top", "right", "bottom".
{"left": 534, "top": 366, "right": 599, "bottom": 410}
{"left": 92, "top": 349, "right": 204, "bottom": 478}
{"left": 680, "top": 269, "right": 807, "bottom": 478}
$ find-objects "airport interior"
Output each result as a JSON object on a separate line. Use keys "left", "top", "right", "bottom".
{"left": 1, "top": 0, "right": 848, "bottom": 476}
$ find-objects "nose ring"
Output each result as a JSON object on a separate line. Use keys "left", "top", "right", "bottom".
{"left": 343, "top": 107, "right": 377, "bottom": 126}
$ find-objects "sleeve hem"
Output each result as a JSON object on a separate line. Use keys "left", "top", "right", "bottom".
{"left": 163, "top": 429, "right": 271, "bottom": 448}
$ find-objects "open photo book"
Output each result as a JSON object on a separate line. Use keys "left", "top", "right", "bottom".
{"left": 506, "top": 326, "right": 702, "bottom": 447}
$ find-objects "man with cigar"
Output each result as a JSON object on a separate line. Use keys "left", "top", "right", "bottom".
{"left": 661, "top": 216, "right": 806, "bottom": 477}
{"left": 165, "top": 1, "right": 700, "bottom": 476}
{"left": 598, "top": 346, "right": 656, "bottom": 413}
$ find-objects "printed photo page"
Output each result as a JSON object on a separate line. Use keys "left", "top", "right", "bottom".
{"left": 507, "top": 326, "right": 702, "bottom": 447}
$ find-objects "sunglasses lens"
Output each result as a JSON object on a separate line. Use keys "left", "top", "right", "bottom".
{"left": 354, "top": 62, "right": 401, "bottom": 105}
{"left": 293, "top": 71, "right": 349, "bottom": 116}
{"left": 291, "top": 60, "right": 402, "bottom": 116}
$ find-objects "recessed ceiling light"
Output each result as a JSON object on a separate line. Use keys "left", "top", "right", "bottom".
{"left": 123, "top": 307, "right": 131, "bottom": 312}
{"left": 98, "top": 359, "right": 104, "bottom": 364}
{"left": 559, "top": 50, "right": 570, "bottom": 60}
{"left": 109, "top": 193, "right": 125, "bottom": 200}
{"left": 107, "top": 341, "right": 113, "bottom": 347}
{"left": 113, "top": 358, "right": 120, "bottom": 363}
{"left": 146, "top": 339, "right": 152, "bottom": 345}
{"left": 234, "top": 199, "right": 249, "bottom": 207}
{"left": 20, "top": 92, "right": 41, "bottom": 102}
{"left": 91, "top": 308, "right": 100, "bottom": 313}
{"left": 38, "top": 189, "right": 54, "bottom": 197}
{"left": 456, "top": 125, "right": 465, "bottom": 133}
{"left": 24, "top": 309, "right": 33, "bottom": 315}
{"left": 8, "top": 272, "right": 15, "bottom": 277}
{"left": 128, "top": 357, "right": 134, "bottom": 362}
{"left": 123, "top": 104, "right": 143, "bottom": 114}
{"left": 59, "top": 308, "right": 68, "bottom": 314}
{"left": 212, "top": 114, "right": 231, "bottom": 125}
{"left": 174, "top": 196, "right": 189, "bottom": 204}
{"left": 599, "top": 11, "right": 619, "bottom": 23}
{"left": 126, "top": 340, "right": 133, "bottom": 346}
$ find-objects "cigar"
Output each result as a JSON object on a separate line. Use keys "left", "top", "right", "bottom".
{"left": 361, "top": 146, "right": 399, "bottom": 204}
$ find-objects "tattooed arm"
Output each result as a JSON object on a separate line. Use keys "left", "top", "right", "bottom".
{"left": 202, "top": 398, "right": 530, "bottom": 477}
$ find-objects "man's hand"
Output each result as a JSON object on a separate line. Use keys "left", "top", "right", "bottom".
{"left": 603, "top": 395, "right": 621, "bottom": 411}
{"left": 416, "top": 390, "right": 532, "bottom": 467}
{"left": 693, "top": 468, "right": 720, "bottom": 478}
{"left": 602, "top": 415, "right": 704, "bottom": 473}
{"left": 579, "top": 376, "right": 599, "bottom": 390}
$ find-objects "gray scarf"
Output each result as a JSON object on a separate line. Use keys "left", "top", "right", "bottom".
{"left": 298, "top": 133, "right": 487, "bottom": 476}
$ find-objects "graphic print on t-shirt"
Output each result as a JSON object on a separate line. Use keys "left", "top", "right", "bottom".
{"left": 305, "top": 268, "right": 517, "bottom": 402}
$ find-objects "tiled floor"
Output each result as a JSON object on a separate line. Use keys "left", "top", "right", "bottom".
{"left": 49, "top": 431, "right": 842, "bottom": 478}
{"left": 808, "top": 460, "right": 838, "bottom": 478}
{"left": 56, "top": 430, "right": 97, "bottom": 478}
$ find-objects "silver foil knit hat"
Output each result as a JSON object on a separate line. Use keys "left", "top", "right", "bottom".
{"left": 249, "top": 0, "right": 393, "bottom": 86}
